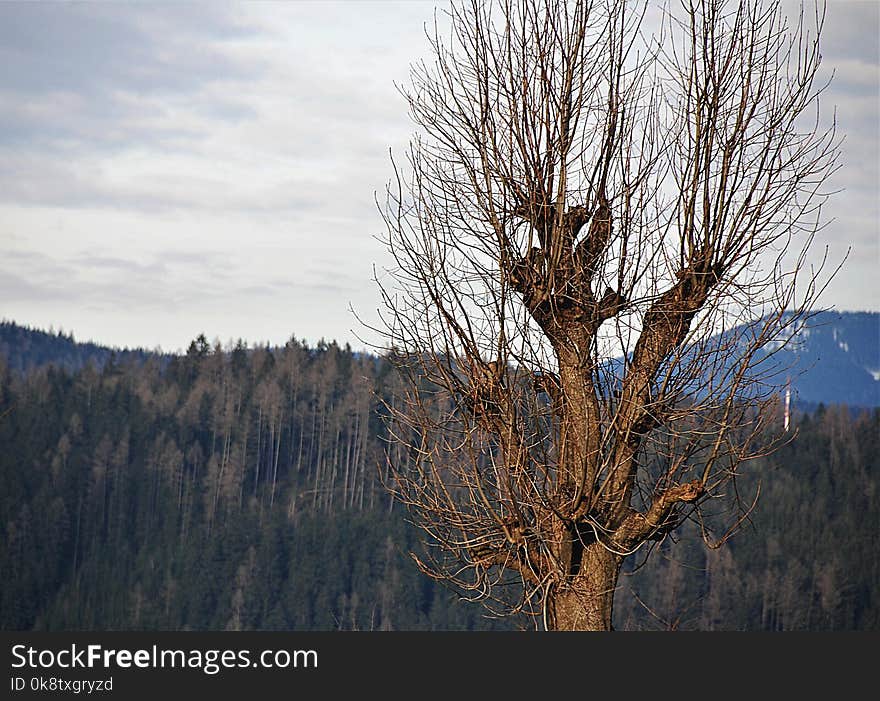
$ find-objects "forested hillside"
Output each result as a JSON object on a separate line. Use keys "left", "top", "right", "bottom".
{"left": 0, "top": 321, "right": 159, "bottom": 375}
{"left": 0, "top": 332, "right": 877, "bottom": 630}
{"left": 618, "top": 404, "right": 879, "bottom": 630}
{"left": 0, "top": 335, "right": 497, "bottom": 630}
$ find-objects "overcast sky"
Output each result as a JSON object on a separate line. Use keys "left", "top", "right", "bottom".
{"left": 1, "top": 1, "right": 877, "bottom": 353}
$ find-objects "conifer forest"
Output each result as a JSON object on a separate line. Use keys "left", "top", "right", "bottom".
{"left": 1, "top": 324, "right": 876, "bottom": 630}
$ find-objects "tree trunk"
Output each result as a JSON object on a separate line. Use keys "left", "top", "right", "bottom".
{"left": 549, "top": 545, "right": 621, "bottom": 631}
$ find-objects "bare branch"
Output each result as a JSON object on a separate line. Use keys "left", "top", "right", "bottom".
{"left": 373, "top": 0, "right": 840, "bottom": 630}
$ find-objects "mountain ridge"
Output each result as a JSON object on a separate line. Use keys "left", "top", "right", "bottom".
{"left": 762, "top": 310, "right": 879, "bottom": 407}
{"left": 2, "top": 310, "right": 878, "bottom": 406}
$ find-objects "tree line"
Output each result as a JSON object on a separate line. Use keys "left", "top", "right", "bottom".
{"left": 0, "top": 334, "right": 876, "bottom": 629}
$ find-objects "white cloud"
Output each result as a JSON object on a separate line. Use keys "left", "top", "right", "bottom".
{"left": 0, "top": 1, "right": 875, "bottom": 351}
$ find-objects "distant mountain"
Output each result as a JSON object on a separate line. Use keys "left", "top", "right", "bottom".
{"left": 759, "top": 311, "right": 880, "bottom": 408}
{"left": 0, "top": 321, "right": 158, "bottom": 374}
{"left": 2, "top": 311, "right": 878, "bottom": 406}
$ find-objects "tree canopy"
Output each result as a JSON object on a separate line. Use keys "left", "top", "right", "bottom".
{"left": 375, "top": 0, "right": 840, "bottom": 629}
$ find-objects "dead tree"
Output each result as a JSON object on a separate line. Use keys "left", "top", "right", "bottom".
{"left": 373, "top": 0, "right": 839, "bottom": 630}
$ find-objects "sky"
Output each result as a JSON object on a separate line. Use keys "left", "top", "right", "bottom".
{"left": 0, "top": 1, "right": 877, "bottom": 353}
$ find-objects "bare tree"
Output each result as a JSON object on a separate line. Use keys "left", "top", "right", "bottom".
{"left": 373, "top": 0, "right": 839, "bottom": 630}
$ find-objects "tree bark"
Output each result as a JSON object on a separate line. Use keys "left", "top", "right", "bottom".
{"left": 549, "top": 545, "right": 621, "bottom": 631}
